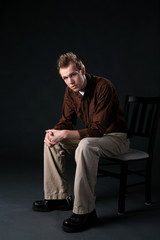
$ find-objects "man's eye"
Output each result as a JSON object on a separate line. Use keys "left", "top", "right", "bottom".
{"left": 71, "top": 73, "right": 77, "bottom": 77}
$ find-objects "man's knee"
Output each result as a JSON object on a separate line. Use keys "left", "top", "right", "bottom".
{"left": 75, "top": 138, "right": 99, "bottom": 169}
{"left": 75, "top": 138, "right": 100, "bottom": 158}
{"left": 76, "top": 138, "right": 92, "bottom": 151}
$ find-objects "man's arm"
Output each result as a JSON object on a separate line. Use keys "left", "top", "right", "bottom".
{"left": 53, "top": 89, "right": 77, "bottom": 131}
{"left": 44, "top": 87, "right": 79, "bottom": 147}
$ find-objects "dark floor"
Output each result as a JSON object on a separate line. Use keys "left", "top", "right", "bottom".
{"left": 0, "top": 145, "right": 160, "bottom": 240}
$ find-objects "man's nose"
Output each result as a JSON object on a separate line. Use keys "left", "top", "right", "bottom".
{"left": 68, "top": 77, "right": 74, "bottom": 84}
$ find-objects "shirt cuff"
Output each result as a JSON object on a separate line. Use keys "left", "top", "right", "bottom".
{"left": 78, "top": 129, "right": 90, "bottom": 139}
{"left": 78, "top": 128, "right": 104, "bottom": 139}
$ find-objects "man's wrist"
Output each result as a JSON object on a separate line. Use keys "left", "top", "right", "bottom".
{"left": 63, "top": 130, "right": 68, "bottom": 139}
{"left": 63, "top": 130, "right": 80, "bottom": 140}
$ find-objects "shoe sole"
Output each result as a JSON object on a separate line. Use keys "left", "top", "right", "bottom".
{"left": 32, "top": 205, "right": 73, "bottom": 212}
{"left": 62, "top": 225, "right": 90, "bottom": 233}
{"left": 62, "top": 219, "right": 98, "bottom": 233}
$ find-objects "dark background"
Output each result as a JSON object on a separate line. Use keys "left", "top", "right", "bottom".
{"left": 1, "top": 0, "right": 160, "bottom": 183}
{"left": 0, "top": 1, "right": 160, "bottom": 239}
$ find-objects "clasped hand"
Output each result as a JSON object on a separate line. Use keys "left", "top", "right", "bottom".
{"left": 44, "top": 129, "right": 65, "bottom": 147}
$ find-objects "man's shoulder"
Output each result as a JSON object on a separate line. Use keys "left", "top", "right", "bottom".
{"left": 64, "top": 86, "right": 73, "bottom": 97}
{"left": 87, "top": 73, "right": 114, "bottom": 92}
{"left": 64, "top": 86, "right": 79, "bottom": 101}
{"left": 87, "top": 73, "right": 112, "bottom": 85}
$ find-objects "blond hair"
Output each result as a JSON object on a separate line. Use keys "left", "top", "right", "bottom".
{"left": 57, "top": 52, "right": 84, "bottom": 70}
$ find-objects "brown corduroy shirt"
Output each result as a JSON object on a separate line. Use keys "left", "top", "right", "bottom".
{"left": 54, "top": 73, "right": 128, "bottom": 139}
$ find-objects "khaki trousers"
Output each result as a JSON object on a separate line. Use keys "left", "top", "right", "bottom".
{"left": 44, "top": 133, "right": 130, "bottom": 214}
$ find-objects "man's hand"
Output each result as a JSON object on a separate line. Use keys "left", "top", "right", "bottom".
{"left": 44, "top": 129, "right": 81, "bottom": 147}
{"left": 44, "top": 129, "right": 66, "bottom": 147}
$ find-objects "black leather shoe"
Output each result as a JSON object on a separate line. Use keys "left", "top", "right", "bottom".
{"left": 62, "top": 209, "right": 98, "bottom": 232}
{"left": 32, "top": 196, "right": 73, "bottom": 212}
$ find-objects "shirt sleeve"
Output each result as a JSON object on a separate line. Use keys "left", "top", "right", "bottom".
{"left": 78, "top": 82, "right": 117, "bottom": 138}
{"left": 53, "top": 90, "right": 77, "bottom": 130}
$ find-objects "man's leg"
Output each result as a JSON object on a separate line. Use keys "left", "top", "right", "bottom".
{"left": 73, "top": 133, "right": 129, "bottom": 214}
{"left": 32, "top": 139, "right": 79, "bottom": 211}
{"left": 63, "top": 133, "right": 129, "bottom": 232}
{"left": 44, "top": 139, "right": 79, "bottom": 199}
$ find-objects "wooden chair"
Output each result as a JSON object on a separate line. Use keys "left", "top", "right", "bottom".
{"left": 98, "top": 96, "right": 160, "bottom": 214}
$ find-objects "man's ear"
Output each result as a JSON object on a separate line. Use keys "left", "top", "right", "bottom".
{"left": 81, "top": 65, "right": 86, "bottom": 75}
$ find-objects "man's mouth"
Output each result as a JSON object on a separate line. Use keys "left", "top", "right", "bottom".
{"left": 71, "top": 85, "right": 77, "bottom": 89}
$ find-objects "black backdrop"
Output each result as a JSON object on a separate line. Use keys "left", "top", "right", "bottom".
{"left": 1, "top": 1, "right": 160, "bottom": 182}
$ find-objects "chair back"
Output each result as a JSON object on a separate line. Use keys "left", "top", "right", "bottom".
{"left": 124, "top": 96, "right": 160, "bottom": 156}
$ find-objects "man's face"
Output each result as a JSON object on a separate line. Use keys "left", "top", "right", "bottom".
{"left": 59, "top": 62, "right": 87, "bottom": 92}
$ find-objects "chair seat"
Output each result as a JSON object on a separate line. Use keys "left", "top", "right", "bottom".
{"left": 112, "top": 148, "right": 149, "bottom": 161}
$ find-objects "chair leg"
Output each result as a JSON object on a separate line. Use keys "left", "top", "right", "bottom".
{"left": 145, "top": 157, "right": 151, "bottom": 205}
{"left": 118, "top": 162, "right": 128, "bottom": 214}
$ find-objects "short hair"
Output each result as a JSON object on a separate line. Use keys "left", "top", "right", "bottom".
{"left": 57, "top": 52, "right": 84, "bottom": 71}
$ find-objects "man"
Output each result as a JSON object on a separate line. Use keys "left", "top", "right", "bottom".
{"left": 32, "top": 52, "right": 129, "bottom": 232}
